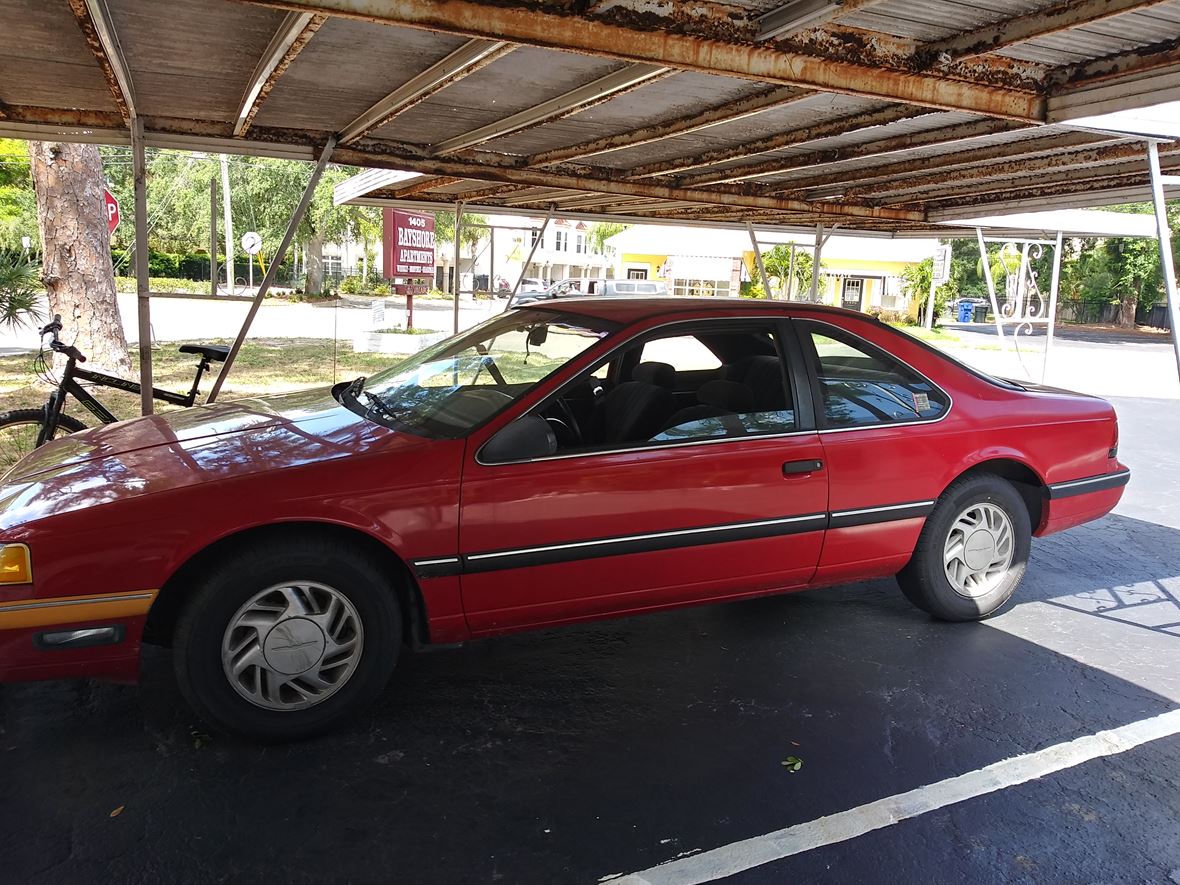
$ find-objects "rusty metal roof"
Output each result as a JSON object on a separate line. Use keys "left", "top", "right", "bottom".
{"left": 1, "top": 0, "right": 1178, "bottom": 235}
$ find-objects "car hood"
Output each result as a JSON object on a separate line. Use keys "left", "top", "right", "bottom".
{"left": 0, "top": 386, "right": 407, "bottom": 529}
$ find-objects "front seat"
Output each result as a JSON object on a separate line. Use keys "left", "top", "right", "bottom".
{"left": 590, "top": 380, "right": 675, "bottom": 444}
{"left": 724, "top": 355, "right": 791, "bottom": 411}
{"left": 631, "top": 361, "right": 676, "bottom": 390}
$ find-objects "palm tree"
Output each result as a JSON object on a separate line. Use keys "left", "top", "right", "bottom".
{"left": 0, "top": 252, "right": 42, "bottom": 329}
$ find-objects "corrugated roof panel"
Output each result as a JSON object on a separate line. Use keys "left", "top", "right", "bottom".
{"left": 254, "top": 21, "right": 469, "bottom": 133}
{"left": 0, "top": 0, "right": 119, "bottom": 112}
{"left": 107, "top": 0, "right": 286, "bottom": 122}
{"left": 370, "top": 48, "right": 626, "bottom": 146}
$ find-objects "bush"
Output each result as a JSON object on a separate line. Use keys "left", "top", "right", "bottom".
{"left": 339, "top": 275, "right": 366, "bottom": 295}
{"left": 114, "top": 276, "right": 211, "bottom": 294}
{"left": 739, "top": 280, "right": 767, "bottom": 299}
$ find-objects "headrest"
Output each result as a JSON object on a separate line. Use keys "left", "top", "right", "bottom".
{"left": 696, "top": 380, "right": 755, "bottom": 412}
{"left": 632, "top": 361, "right": 676, "bottom": 388}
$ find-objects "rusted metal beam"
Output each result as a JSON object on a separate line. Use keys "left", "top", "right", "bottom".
{"left": 923, "top": 0, "right": 1176, "bottom": 67}
{"left": 1050, "top": 36, "right": 1180, "bottom": 90}
{"left": 869, "top": 145, "right": 1176, "bottom": 205}
{"left": 528, "top": 87, "right": 813, "bottom": 167}
{"left": 235, "top": 12, "right": 325, "bottom": 136}
{"left": 682, "top": 118, "right": 1024, "bottom": 187}
{"left": 786, "top": 130, "right": 1116, "bottom": 198}
{"left": 450, "top": 183, "right": 531, "bottom": 201}
{"left": 432, "top": 63, "right": 671, "bottom": 154}
{"left": 331, "top": 142, "right": 926, "bottom": 221}
{"left": 67, "top": 0, "right": 136, "bottom": 124}
{"left": 924, "top": 165, "right": 1179, "bottom": 215}
{"left": 237, "top": 0, "right": 1046, "bottom": 121}
{"left": 625, "top": 105, "right": 937, "bottom": 179}
{"left": 339, "top": 39, "right": 514, "bottom": 144}
{"left": 392, "top": 175, "right": 463, "bottom": 196}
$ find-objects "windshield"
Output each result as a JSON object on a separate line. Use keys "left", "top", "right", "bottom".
{"left": 342, "top": 309, "right": 616, "bottom": 438}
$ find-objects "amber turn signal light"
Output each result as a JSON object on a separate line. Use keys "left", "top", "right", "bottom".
{"left": 0, "top": 543, "right": 32, "bottom": 584}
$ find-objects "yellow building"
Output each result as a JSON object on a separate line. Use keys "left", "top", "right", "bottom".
{"left": 606, "top": 226, "right": 938, "bottom": 312}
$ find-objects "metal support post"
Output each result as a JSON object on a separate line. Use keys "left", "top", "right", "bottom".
{"left": 131, "top": 116, "right": 153, "bottom": 416}
{"left": 453, "top": 200, "right": 464, "bottom": 334}
{"left": 746, "top": 222, "right": 772, "bottom": 298}
{"left": 809, "top": 223, "right": 826, "bottom": 301}
{"left": 220, "top": 154, "right": 234, "bottom": 293}
{"left": 976, "top": 227, "right": 1005, "bottom": 345}
{"left": 507, "top": 207, "right": 553, "bottom": 309}
{"left": 1043, "top": 230, "right": 1063, "bottom": 384}
{"left": 1147, "top": 141, "right": 1180, "bottom": 382}
{"left": 207, "top": 136, "right": 337, "bottom": 403}
{"left": 210, "top": 175, "right": 218, "bottom": 297}
{"left": 923, "top": 270, "right": 937, "bottom": 330}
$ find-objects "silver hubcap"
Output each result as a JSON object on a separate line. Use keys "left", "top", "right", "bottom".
{"left": 943, "top": 503, "right": 1015, "bottom": 598}
{"left": 222, "top": 582, "right": 363, "bottom": 711}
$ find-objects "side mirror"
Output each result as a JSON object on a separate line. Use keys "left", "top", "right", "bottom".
{"left": 480, "top": 415, "right": 557, "bottom": 464}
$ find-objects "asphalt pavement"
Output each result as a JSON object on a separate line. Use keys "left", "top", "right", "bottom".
{"left": 1, "top": 363, "right": 1179, "bottom": 884}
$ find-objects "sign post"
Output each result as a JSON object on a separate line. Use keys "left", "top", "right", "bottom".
{"left": 241, "top": 231, "right": 262, "bottom": 291}
{"left": 924, "top": 244, "right": 952, "bottom": 329}
{"left": 103, "top": 188, "right": 120, "bottom": 235}
{"left": 383, "top": 209, "right": 436, "bottom": 330}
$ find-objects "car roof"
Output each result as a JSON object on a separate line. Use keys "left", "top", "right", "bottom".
{"left": 520, "top": 296, "right": 874, "bottom": 325}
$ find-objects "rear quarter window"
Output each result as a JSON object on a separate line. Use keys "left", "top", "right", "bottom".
{"left": 805, "top": 324, "right": 949, "bottom": 428}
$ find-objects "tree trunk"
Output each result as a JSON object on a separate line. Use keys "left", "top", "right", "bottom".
{"left": 1117, "top": 279, "right": 1139, "bottom": 328}
{"left": 27, "top": 141, "right": 130, "bottom": 375}
{"left": 306, "top": 233, "right": 324, "bottom": 295}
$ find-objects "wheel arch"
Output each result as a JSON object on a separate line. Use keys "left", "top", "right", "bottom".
{"left": 943, "top": 457, "right": 1048, "bottom": 533}
{"left": 144, "top": 521, "right": 430, "bottom": 650}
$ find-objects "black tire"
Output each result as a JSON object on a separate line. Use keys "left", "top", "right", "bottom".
{"left": 173, "top": 536, "right": 402, "bottom": 742}
{"left": 0, "top": 409, "right": 86, "bottom": 472}
{"left": 896, "top": 474, "right": 1031, "bottom": 621}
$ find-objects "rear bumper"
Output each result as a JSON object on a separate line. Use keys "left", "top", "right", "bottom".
{"left": 1039, "top": 466, "right": 1130, "bottom": 536}
{"left": 0, "top": 591, "right": 155, "bottom": 684}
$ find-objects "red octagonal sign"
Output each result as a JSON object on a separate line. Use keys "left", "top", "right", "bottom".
{"left": 104, "top": 188, "right": 120, "bottom": 235}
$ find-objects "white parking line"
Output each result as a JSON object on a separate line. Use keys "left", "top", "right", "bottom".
{"left": 607, "top": 707, "right": 1180, "bottom": 885}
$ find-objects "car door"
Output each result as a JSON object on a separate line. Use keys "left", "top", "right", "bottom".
{"left": 456, "top": 317, "right": 829, "bottom": 634}
{"left": 796, "top": 318, "right": 954, "bottom": 586}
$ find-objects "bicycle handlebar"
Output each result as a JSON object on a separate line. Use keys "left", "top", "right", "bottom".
{"left": 39, "top": 314, "right": 86, "bottom": 362}
{"left": 40, "top": 314, "right": 63, "bottom": 339}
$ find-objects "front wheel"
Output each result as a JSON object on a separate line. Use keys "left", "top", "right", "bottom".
{"left": 0, "top": 408, "right": 87, "bottom": 472}
{"left": 173, "top": 536, "right": 402, "bottom": 742}
{"left": 897, "top": 475, "right": 1032, "bottom": 621}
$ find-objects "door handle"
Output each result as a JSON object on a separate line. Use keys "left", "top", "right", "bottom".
{"left": 782, "top": 459, "right": 823, "bottom": 476}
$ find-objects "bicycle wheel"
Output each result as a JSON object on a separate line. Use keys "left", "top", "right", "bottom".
{"left": 0, "top": 409, "right": 86, "bottom": 473}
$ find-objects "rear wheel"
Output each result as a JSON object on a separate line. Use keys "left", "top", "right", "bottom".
{"left": 897, "top": 475, "right": 1031, "bottom": 621}
{"left": 0, "top": 409, "right": 86, "bottom": 472}
{"left": 173, "top": 536, "right": 402, "bottom": 742}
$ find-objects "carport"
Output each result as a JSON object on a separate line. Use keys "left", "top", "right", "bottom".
{"left": 1, "top": 0, "right": 1179, "bottom": 409}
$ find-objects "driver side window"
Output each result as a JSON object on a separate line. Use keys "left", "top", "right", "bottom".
{"left": 538, "top": 321, "right": 797, "bottom": 453}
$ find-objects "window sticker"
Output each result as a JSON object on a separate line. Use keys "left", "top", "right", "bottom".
{"left": 913, "top": 391, "right": 930, "bottom": 412}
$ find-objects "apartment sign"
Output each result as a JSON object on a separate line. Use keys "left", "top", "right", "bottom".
{"left": 383, "top": 209, "right": 435, "bottom": 278}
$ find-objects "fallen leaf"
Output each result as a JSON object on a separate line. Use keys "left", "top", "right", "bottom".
{"left": 109, "top": 806, "right": 124, "bottom": 818}
{"left": 781, "top": 755, "right": 803, "bottom": 773}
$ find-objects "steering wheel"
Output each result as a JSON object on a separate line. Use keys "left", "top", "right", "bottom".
{"left": 553, "top": 397, "right": 583, "bottom": 444}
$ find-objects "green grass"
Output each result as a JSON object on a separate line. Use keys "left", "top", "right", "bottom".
{"left": 0, "top": 338, "right": 404, "bottom": 425}
{"left": 888, "top": 323, "right": 962, "bottom": 344}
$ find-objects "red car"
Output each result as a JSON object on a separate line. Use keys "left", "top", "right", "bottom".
{"left": 0, "top": 299, "right": 1128, "bottom": 740}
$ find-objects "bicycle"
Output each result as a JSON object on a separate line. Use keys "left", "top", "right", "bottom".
{"left": 0, "top": 314, "right": 228, "bottom": 470}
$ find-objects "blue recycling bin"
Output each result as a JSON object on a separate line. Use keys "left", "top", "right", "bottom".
{"left": 957, "top": 300, "right": 974, "bottom": 323}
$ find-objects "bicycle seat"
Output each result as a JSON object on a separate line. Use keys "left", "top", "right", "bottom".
{"left": 179, "top": 344, "right": 230, "bottom": 362}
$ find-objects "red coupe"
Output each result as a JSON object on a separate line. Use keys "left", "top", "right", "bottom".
{"left": 0, "top": 299, "right": 1128, "bottom": 739}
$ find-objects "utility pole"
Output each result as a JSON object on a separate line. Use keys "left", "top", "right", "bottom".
{"left": 220, "top": 154, "right": 234, "bottom": 292}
